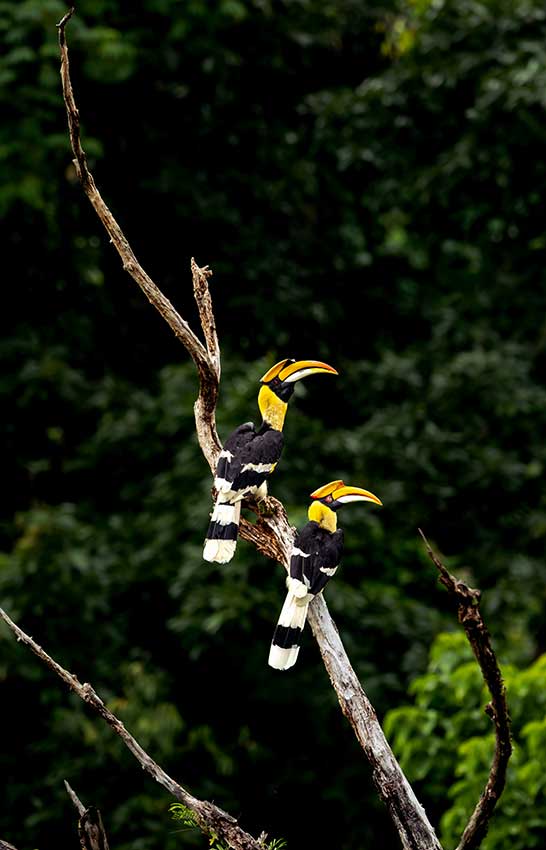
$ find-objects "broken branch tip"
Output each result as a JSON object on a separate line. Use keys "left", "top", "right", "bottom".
{"left": 57, "top": 7, "right": 75, "bottom": 30}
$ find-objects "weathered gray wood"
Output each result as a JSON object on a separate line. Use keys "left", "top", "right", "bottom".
{"left": 64, "top": 780, "right": 86, "bottom": 817}
{"left": 308, "top": 597, "right": 442, "bottom": 850}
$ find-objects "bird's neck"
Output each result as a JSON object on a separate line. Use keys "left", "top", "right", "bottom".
{"left": 258, "top": 385, "right": 288, "bottom": 432}
{"left": 308, "top": 501, "right": 337, "bottom": 533}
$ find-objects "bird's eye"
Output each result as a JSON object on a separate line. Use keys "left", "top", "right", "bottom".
{"left": 325, "top": 495, "right": 333, "bottom": 503}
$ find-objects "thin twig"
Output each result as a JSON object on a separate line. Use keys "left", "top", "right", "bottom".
{"left": 191, "top": 259, "right": 220, "bottom": 375}
{"left": 0, "top": 608, "right": 263, "bottom": 850}
{"left": 418, "top": 530, "right": 512, "bottom": 850}
{"left": 0, "top": 841, "right": 19, "bottom": 850}
{"left": 189, "top": 257, "right": 221, "bottom": 467}
{"left": 64, "top": 780, "right": 86, "bottom": 817}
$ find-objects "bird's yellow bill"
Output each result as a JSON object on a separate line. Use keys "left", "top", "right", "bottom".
{"left": 261, "top": 359, "right": 338, "bottom": 384}
{"left": 310, "top": 480, "right": 382, "bottom": 506}
{"left": 333, "top": 484, "right": 382, "bottom": 505}
{"left": 278, "top": 359, "right": 338, "bottom": 383}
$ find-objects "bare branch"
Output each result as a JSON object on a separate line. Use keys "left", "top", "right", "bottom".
{"left": 308, "top": 597, "right": 442, "bottom": 850}
{"left": 191, "top": 259, "right": 220, "bottom": 375}
{"left": 0, "top": 841, "right": 19, "bottom": 850}
{"left": 56, "top": 9, "right": 221, "bottom": 470}
{"left": 0, "top": 608, "right": 263, "bottom": 850}
{"left": 53, "top": 10, "right": 443, "bottom": 849}
{"left": 418, "top": 530, "right": 512, "bottom": 850}
{"left": 64, "top": 780, "right": 86, "bottom": 817}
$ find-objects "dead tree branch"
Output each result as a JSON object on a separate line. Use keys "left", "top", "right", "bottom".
{"left": 0, "top": 841, "right": 19, "bottom": 850}
{"left": 419, "top": 530, "right": 512, "bottom": 850}
{"left": 308, "top": 597, "right": 442, "bottom": 850}
{"left": 51, "top": 9, "right": 446, "bottom": 850}
{"left": 0, "top": 608, "right": 263, "bottom": 850}
{"left": 65, "top": 780, "right": 86, "bottom": 817}
{"left": 57, "top": 7, "right": 221, "bottom": 470}
{"left": 64, "top": 781, "right": 110, "bottom": 850}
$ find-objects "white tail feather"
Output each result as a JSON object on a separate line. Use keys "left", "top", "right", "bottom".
{"left": 203, "top": 499, "right": 241, "bottom": 563}
{"left": 203, "top": 538, "right": 237, "bottom": 563}
{"left": 268, "top": 592, "right": 310, "bottom": 670}
{"left": 278, "top": 592, "right": 309, "bottom": 629}
{"left": 268, "top": 644, "right": 300, "bottom": 670}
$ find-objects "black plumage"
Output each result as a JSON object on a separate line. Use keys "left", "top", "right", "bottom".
{"left": 220, "top": 423, "right": 283, "bottom": 493}
{"left": 203, "top": 423, "right": 283, "bottom": 563}
{"left": 290, "top": 521, "right": 344, "bottom": 595}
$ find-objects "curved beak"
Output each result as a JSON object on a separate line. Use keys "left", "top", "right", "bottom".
{"left": 278, "top": 359, "right": 338, "bottom": 384}
{"left": 332, "top": 484, "right": 382, "bottom": 506}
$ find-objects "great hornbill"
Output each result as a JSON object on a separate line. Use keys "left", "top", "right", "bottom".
{"left": 268, "top": 480, "right": 382, "bottom": 670}
{"left": 203, "top": 359, "right": 338, "bottom": 564}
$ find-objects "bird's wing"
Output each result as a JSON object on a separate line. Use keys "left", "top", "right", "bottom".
{"left": 307, "top": 529, "right": 344, "bottom": 595}
{"left": 288, "top": 523, "right": 344, "bottom": 596}
{"left": 215, "top": 426, "right": 283, "bottom": 496}
{"left": 227, "top": 428, "right": 283, "bottom": 494}
{"left": 215, "top": 423, "right": 256, "bottom": 491}
{"left": 288, "top": 522, "right": 322, "bottom": 596}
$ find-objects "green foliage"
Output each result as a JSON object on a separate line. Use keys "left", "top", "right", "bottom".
{"left": 385, "top": 633, "right": 546, "bottom": 849}
{"left": 169, "top": 804, "right": 286, "bottom": 849}
{"left": 170, "top": 803, "right": 199, "bottom": 829}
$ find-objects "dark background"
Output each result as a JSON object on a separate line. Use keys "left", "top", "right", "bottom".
{"left": 2, "top": 1, "right": 546, "bottom": 848}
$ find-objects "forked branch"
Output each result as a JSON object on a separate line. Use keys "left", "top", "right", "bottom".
{"left": 419, "top": 530, "right": 512, "bottom": 850}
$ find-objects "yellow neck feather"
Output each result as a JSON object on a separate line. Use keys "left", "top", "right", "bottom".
{"left": 258, "top": 385, "right": 288, "bottom": 431}
{"left": 308, "top": 501, "right": 337, "bottom": 532}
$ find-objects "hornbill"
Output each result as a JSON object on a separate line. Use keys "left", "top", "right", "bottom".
{"left": 203, "top": 359, "right": 338, "bottom": 564}
{"left": 268, "top": 480, "right": 382, "bottom": 670}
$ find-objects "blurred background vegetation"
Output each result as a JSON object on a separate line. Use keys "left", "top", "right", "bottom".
{"left": 1, "top": 0, "right": 546, "bottom": 848}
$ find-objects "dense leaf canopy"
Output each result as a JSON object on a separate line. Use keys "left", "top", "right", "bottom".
{"left": 1, "top": 1, "right": 546, "bottom": 848}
